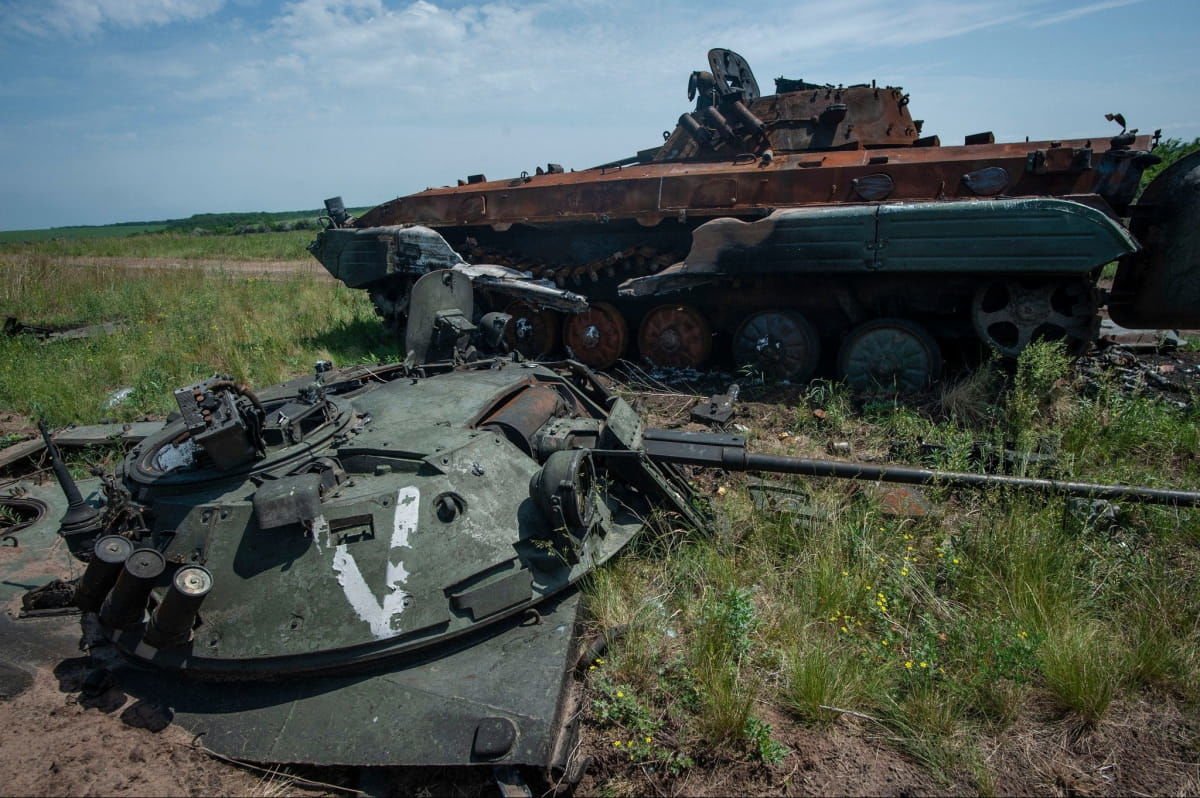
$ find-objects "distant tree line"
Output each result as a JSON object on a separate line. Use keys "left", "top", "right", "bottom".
{"left": 164, "top": 210, "right": 327, "bottom": 236}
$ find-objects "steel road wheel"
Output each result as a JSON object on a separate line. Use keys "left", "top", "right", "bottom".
{"left": 502, "top": 300, "right": 561, "bottom": 358}
{"left": 731, "top": 310, "right": 820, "bottom": 381}
{"left": 971, "top": 277, "right": 1098, "bottom": 358}
{"left": 562, "top": 302, "right": 628, "bottom": 369}
{"left": 837, "top": 318, "right": 941, "bottom": 395}
{"left": 637, "top": 304, "right": 712, "bottom": 369}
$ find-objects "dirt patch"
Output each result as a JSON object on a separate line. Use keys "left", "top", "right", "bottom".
{"left": 0, "top": 660, "right": 288, "bottom": 797}
{"left": 577, "top": 704, "right": 959, "bottom": 797}
{"left": 575, "top": 696, "right": 1200, "bottom": 796}
{"left": 982, "top": 696, "right": 1200, "bottom": 796}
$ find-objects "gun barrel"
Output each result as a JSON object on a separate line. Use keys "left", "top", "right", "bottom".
{"left": 641, "top": 429, "right": 1200, "bottom": 507}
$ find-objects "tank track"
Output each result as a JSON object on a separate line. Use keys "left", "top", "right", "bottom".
{"left": 454, "top": 239, "right": 677, "bottom": 287}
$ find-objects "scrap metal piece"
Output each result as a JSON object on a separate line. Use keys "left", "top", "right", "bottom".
{"left": 3, "top": 317, "right": 122, "bottom": 342}
{"left": 691, "top": 383, "right": 739, "bottom": 425}
{"left": 0, "top": 422, "right": 163, "bottom": 470}
{"left": 1098, "top": 318, "right": 1185, "bottom": 351}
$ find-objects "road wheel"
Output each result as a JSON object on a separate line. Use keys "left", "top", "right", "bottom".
{"left": 502, "top": 300, "right": 561, "bottom": 358}
{"left": 837, "top": 318, "right": 941, "bottom": 395}
{"left": 971, "top": 277, "right": 1097, "bottom": 357}
{"left": 732, "top": 310, "right": 820, "bottom": 381}
{"left": 562, "top": 302, "right": 628, "bottom": 369}
{"left": 637, "top": 304, "right": 712, "bottom": 369}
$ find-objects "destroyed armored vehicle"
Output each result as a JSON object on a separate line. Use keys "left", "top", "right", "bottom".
{"left": 3, "top": 269, "right": 1198, "bottom": 790}
{"left": 309, "top": 48, "right": 1200, "bottom": 392}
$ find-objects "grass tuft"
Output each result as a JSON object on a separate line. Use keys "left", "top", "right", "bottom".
{"left": 1040, "top": 620, "right": 1118, "bottom": 723}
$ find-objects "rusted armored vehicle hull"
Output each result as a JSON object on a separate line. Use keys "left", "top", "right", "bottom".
{"left": 309, "top": 48, "right": 1199, "bottom": 391}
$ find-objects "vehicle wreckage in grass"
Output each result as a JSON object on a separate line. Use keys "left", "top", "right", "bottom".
{"left": 309, "top": 48, "right": 1200, "bottom": 393}
{"left": 2, "top": 269, "right": 1199, "bottom": 792}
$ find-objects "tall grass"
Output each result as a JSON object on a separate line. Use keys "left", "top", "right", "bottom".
{"left": 0, "top": 257, "right": 398, "bottom": 425}
{"left": 584, "top": 340, "right": 1200, "bottom": 787}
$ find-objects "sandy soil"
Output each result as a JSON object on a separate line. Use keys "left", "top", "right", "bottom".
{"left": 0, "top": 660, "right": 281, "bottom": 797}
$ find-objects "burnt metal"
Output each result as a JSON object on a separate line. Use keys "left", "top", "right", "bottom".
{"left": 691, "top": 384, "right": 739, "bottom": 425}
{"left": 307, "top": 46, "right": 1194, "bottom": 387}
{"left": 4, "top": 317, "right": 122, "bottom": 342}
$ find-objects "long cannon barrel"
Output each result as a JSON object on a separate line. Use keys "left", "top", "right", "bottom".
{"left": 641, "top": 429, "right": 1200, "bottom": 507}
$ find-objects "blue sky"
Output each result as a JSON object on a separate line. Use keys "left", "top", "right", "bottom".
{"left": 0, "top": 0, "right": 1196, "bottom": 230}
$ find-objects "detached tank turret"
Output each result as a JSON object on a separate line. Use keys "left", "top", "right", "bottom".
{"left": 309, "top": 48, "right": 1199, "bottom": 393}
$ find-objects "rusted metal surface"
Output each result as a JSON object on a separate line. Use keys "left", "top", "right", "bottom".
{"left": 312, "top": 47, "right": 1183, "bottom": 385}
{"left": 357, "top": 136, "right": 1147, "bottom": 231}
{"left": 562, "top": 302, "right": 628, "bottom": 369}
{"left": 477, "top": 384, "right": 569, "bottom": 455}
{"left": 501, "top": 299, "right": 561, "bottom": 358}
{"left": 636, "top": 304, "right": 711, "bottom": 369}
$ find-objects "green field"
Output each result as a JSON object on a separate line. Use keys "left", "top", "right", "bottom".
{"left": 0, "top": 205, "right": 373, "bottom": 246}
{"left": 0, "top": 230, "right": 318, "bottom": 261}
{"left": 0, "top": 224, "right": 168, "bottom": 243}
{"left": 0, "top": 258, "right": 395, "bottom": 424}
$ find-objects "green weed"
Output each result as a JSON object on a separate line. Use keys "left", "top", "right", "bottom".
{"left": 743, "top": 716, "right": 788, "bottom": 764}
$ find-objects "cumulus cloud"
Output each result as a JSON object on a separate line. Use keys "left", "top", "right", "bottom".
{"left": 2, "top": 0, "right": 225, "bottom": 38}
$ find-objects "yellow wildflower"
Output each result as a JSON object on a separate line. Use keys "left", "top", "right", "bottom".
{"left": 595, "top": 658, "right": 605, "bottom": 664}
{"left": 841, "top": 570, "right": 849, "bottom": 576}
{"left": 614, "top": 740, "right": 622, "bottom": 747}
{"left": 900, "top": 568, "right": 909, "bottom": 575}
{"left": 616, "top": 691, "right": 624, "bottom": 698}
{"left": 919, "top": 661, "right": 928, "bottom": 668}
{"left": 881, "top": 640, "right": 888, "bottom": 646}
{"left": 905, "top": 661, "right": 913, "bottom": 669}
{"left": 645, "top": 736, "right": 652, "bottom": 744}
{"left": 589, "top": 665, "right": 596, "bottom": 671}
{"left": 952, "top": 558, "right": 960, "bottom": 564}
{"left": 841, "top": 626, "right": 849, "bottom": 633}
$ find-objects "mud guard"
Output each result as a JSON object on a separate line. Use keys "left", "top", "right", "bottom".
{"left": 1109, "top": 149, "right": 1200, "bottom": 329}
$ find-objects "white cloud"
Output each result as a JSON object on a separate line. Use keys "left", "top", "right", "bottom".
{"left": 1028, "top": 0, "right": 1142, "bottom": 27}
{"left": 2, "top": 0, "right": 225, "bottom": 37}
